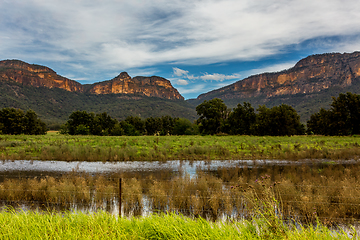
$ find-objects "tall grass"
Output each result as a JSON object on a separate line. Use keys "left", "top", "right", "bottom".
{"left": 0, "top": 173, "right": 116, "bottom": 208}
{"left": 0, "top": 210, "right": 353, "bottom": 239}
{"left": 1, "top": 163, "right": 360, "bottom": 224}
{"left": 1, "top": 134, "right": 360, "bottom": 161}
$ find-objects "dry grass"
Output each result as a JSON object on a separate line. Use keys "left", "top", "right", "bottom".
{"left": 1, "top": 163, "right": 360, "bottom": 224}
{"left": 0, "top": 173, "right": 115, "bottom": 208}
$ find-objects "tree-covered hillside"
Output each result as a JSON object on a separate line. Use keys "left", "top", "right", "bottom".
{"left": 188, "top": 80, "right": 360, "bottom": 123}
{"left": 0, "top": 81, "right": 197, "bottom": 126}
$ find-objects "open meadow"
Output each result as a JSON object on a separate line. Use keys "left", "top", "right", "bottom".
{"left": 1, "top": 133, "right": 360, "bottom": 161}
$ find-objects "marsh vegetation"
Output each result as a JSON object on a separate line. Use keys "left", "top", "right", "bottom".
{"left": 1, "top": 162, "right": 360, "bottom": 225}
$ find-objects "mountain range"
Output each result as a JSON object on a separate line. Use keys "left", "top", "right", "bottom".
{"left": 188, "top": 51, "right": 360, "bottom": 121}
{"left": 1, "top": 51, "right": 360, "bottom": 125}
{"left": 0, "top": 60, "right": 183, "bottom": 100}
{"left": 0, "top": 60, "right": 195, "bottom": 125}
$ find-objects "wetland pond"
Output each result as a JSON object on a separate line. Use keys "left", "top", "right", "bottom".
{"left": 1, "top": 159, "right": 360, "bottom": 224}
{"left": 0, "top": 159, "right": 350, "bottom": 178}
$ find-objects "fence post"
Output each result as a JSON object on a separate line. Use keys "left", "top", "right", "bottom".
{"left": 119, "top": 178, "right": 122, "bottom": 218}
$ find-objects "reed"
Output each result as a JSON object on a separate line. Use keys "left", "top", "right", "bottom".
{"left": 122, "top": 178, "right": 143, "bottom": 215}
{"left": 0, "top": 173, "right": 116, "bottom": 208}
{"left": 1, "top": 162, "right": 360, "bottom": 224}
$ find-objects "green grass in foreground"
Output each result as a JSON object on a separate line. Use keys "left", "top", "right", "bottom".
{"left": 1, "top": 133, "right": 360, "bottom": 161}
{"left": 0, "top": 211, "right": 354, "bottom": 240}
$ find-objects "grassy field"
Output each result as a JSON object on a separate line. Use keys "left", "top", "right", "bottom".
{"left": 1, "top": 133, "right": 360, "bottom": 161}
{"left": 0, "top": 210, "right": 355, "bottom": 239}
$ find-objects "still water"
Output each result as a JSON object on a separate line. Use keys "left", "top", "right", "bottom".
{"left": 0, "top": 159, "right": 348, "bottom": 177}
{"left": 0, "top": 159, "right": 358, "bottom": 222}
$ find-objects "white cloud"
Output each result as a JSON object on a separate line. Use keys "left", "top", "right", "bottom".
{"left": 173, "top": 67, "right": 189, "bottom": 77}
{"left": 200, "top": 73, "right": 241, "bottom": 81}
{"left": 128, "top": 68, "right": 159, "bottom": 77}
{"left": 176, "top": 79, "right": 189, "bottom": 85}
{"left": 176, "top": 84, "right": 208, "bottom": 94}
{"left": 1, "top": 0, "right": 360, "bottom": 80}
{"left": 172, "top": 67, "right": 241, "bottom": 82}
{"left": 186, "top": 75, "right": 199, "bottom": 80}
{"left": 172, "top": 67, "right": 199, "bottom": 83}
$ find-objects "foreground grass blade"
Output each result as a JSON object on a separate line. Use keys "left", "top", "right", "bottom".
{"left": 0, "top": 211, "right": 353, "bottom": 239}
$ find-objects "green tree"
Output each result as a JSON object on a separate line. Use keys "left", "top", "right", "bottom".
{"left": 253, "top": 104, "right": 305, "bottom": 136}
{"left": 23, "top": 109, "right": 47, "bottom": 135}
{"left": 0, "top": 108, "right": 46, "bottom": 135}
{"left": 330, "top": 92, "right": 360, "bottom": 135}
{"left": 109, "top": 122, "right": 124, "bottom": 136}
{"left": 306, "top": 108, "right": 333, "bottom": 135}
{"left": 65, "top": 111, "right": 95, "bottom": 135}
{"left": 119, "top": 121, "right": 137, "bottom": 136}
{"left": 93, "top": 112, "right": 117, "bottom": 136}
{"left": 196, "top": 98, "right": 228, "bottom": 135}
{"left": 145, "top": 117, "right": 163, "bottom": 135}
{"left": 226, "top": 102, "right": 256, "bottom": 135}
{"left": 307, "top": 92, "right": 360, "bottom": 135}
{"left": 160, "top": 116, "right": 176, "bottom": 136}
{"left": 75, "top": 124, "right": 90, "bottom": 135}
{"left": 0, "top": 108, "right": 25, "bottom": 134}
{"left": 173, "top": 118, "right": 199, "bottom": 135}
{"left": 124, "top": 116, "right": 145, "bottom": 135}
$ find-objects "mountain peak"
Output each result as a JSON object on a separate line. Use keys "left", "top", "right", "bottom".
{"left": 115, "top": 72, "right": 131, "bottom": 79}
{"left": 90, "top": 72, "right": 184, "bottom": 100}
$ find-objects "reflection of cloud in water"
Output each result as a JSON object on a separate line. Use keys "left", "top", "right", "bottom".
{"left": 1, "top": 159, "right": 355, "bottom": 178}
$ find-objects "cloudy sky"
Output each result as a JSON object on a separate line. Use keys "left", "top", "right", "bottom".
{"left": 1, "top": 0, "right": 360, "bottom": 99}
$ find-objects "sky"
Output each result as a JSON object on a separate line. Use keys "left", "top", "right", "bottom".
{"left": 1, "top": 0, "right": 360, "bottom": 99}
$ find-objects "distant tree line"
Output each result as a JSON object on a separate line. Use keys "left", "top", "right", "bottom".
{"left": 60, "top": 99, "right": 306, "bottom": 137}
{"left": 0, "top": 108, "right": 47, "bottom": 135}
{"left": 307, "top": 92, "right": 360, "bottom": 135}
{"left": 2, "top": 92, "right": 360, "bottom": 136}
{"left": 196, "top": 98, "right": 305, "bottom": 136}
{"left": 60, "top": 111, "right": 199, "bottom": 136}
{"left": 196, "top": 92, "right": 360, "bottom": 136}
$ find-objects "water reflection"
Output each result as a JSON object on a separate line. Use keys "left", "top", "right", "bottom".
{"left": 1, "top": 159, "right": 354, "bottom": 177}
{"left": 1, "top": 159, "right": 360, "bottom": 224}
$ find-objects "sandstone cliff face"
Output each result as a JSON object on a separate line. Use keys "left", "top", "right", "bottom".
{"left": 197, "top": 52, "right": 360, "bottom": 100}
{"left": 0, "top": 60, "right": 184, "bottom": 100}
{"left": 0, "top": 60, "right": 83, "bottom": 92}
{"left": 88, "top": 73, "right": 184, "bottom": 100}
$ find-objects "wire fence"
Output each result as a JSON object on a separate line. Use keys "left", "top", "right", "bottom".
{"left": 1, "top": 174, "right": 360, "bottom": 224}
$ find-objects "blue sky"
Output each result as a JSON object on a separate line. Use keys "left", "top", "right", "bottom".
{"left": 1, "top": 0, "right": 360, "bottom": 99}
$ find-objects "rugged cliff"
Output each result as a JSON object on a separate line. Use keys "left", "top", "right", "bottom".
{"left": 88, "top": 72, "right": 184, "bottom": 100}
{"left": 0, "top": 60, "right": 83, "bottom": 92}
{"left": 197, "top": 52, "right": 360, "bottom": 100}
{"left": 0, "top": 60, "right": 184, "bottom": 100}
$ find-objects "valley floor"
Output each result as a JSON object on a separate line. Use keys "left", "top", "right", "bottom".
{"left": 1, "top": 133, "right": 360, "bottom": 161}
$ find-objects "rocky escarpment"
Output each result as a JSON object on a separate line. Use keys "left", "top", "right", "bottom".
{"left": 0, "top": 60, "right": 83, "bottom": 92}
{"left": 0, "top": 60, "right": 184, "bottom": 100}
{"left": 88, "top": 72, "right": 184, "bottom": 100}
{"left": 197, "top": 52, "right": 360, "bottom": 100}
